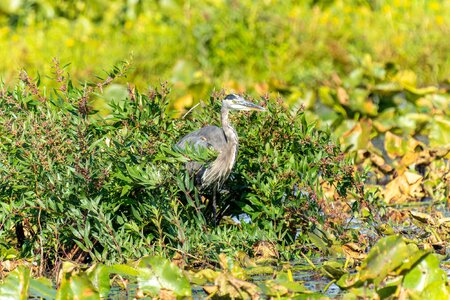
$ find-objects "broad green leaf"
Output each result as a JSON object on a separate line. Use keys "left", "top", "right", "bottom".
{"left": 108, "top": 264, "right": 140, "bottom": 277}
{"left": 420, "top": 280, "right": 450, "bottom": 300}
{"left": 321, "top": 261, "right": 345, "bottom": 279}
{"left": 56, "top": 263, "right": 99, "bottom": 300}
{"left": 29, "top": 277, "right": 57, "bottom": 300}
{"left": 0, "top": 266, "right": 30, "bottom": 300}
{"left": 393, "top": 244, "right": 430, "bottom": 275}
{"left": 87, "top": 264, "right": 111, "bottom": 298}
{"left": 402, "top": 253, "right": 447, "bottom": 293}
{"left": 429, "top": 116, "right": 450, "bottom": 147}
{"left": 359, "top": 236, "right": 409, "bottom": 286}
{"left": 137, "top": 256, "right": 191, "bottom": 297}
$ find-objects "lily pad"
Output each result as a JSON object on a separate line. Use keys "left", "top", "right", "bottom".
{"left": 0, "top": 266, "right": 30, "bottom": 300}
{"left": 402, "top": 253, "right": 447, "bottom": 293}
{"left": 136, "top": 256, "right": 191, "bottom": 298}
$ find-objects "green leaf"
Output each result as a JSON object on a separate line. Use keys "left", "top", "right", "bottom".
{"left": 402, "top": 253, "right": 447, "bottom": 293}
{"left": 108, "top": 264, "right": 140, "bottom": 277}
{"left": 137, "top": 256, "right": 191, "bottom": 297}
{"left": 359, "top": 236, "right": 409, "bottom": 286}
{"left": 429, "top": 116, "right": 450, "bottom": 147}
{"left": 87, "top": 264, "right": 111, "bottom": 298}
{"left": 420, "top": 280, "right": 450, "bottom": 300}
{"left": 29, "top": 277, "right": 57, "bottom": 300}
{"left": 0, "top": 266, "right": 30, "bottom": 300}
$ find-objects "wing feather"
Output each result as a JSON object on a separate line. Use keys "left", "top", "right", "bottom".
{"left": 176, "top": 125, "right": 227, "bottom": 152}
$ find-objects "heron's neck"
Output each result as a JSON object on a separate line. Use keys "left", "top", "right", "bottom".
{"left": 200, "top": 107, "right": 238, "bottom": 188}
{"left": 221, "top": 107, "right": 238, "bottom": 145}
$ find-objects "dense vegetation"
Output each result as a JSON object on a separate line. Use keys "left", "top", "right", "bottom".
{"left": 0, "top": 62, "right": 361, "bottom": 272}
{"left": 0, "top": 0, "right": 449, "bottom": 298}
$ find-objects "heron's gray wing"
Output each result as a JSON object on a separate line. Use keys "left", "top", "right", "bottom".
{"left": 176, "top": 125, "right": 227, "bottom": 152}
{"left": 176, "top": 126, "right": 227, "bottom": 184}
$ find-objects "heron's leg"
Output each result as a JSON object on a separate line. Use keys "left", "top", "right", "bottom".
{"left": 212, "top": 183, "right": 217, "bottom": 226}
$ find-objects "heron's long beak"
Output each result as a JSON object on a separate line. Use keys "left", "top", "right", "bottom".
{"left": 232, "top": 99, "right": 267, "bottom": 111}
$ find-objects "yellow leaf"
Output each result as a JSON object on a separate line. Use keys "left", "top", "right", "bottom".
{"left": 384, "top": 171, "right": 423, "bottom": 204}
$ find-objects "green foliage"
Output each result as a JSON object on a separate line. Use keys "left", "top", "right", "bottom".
{"left": 0, "top": 66, "right": 360, "bottom": 273}
{"left": 336, "top": 236, "right": 450, "bottom": 299}
{"left": 0, "top": 256, "right": 191, "bottom": 299}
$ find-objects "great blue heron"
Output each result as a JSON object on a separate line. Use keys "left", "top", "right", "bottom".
{"left": 176, "top": 93, "right": 266, "bottom": 224}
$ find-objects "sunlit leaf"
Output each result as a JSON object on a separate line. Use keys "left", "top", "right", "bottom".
{"left": 86, "top": 264, "right": 111, "bottom": 298}
{"left": 339, "top": 119, "right": 372, "bottom": 151}
{"left": 0, "top": 266, "right": 30, "bottom": 300}
{"left": 29, "top": 277, "right": 56, "bottom": 300}
{"left": 429, "top": 116, "right": 450, "bottom": 147}
{"left": 402, "top": 253, "right": 447, "bottom": 293}
{"left": 348, "top": 236, "right": 409, "bottom": 287}
{"left": 56, "top": 268, "right": 99, "bottom": 300}
{"left": 136, "top": 256, "right": 191, "bottom": 297}
{"left": 384, "top": 131, "right": 408, "bottom": 159}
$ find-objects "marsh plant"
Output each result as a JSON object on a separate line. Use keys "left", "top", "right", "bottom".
{"left": 0, "top": 63, "right": 361, "bottom": 277}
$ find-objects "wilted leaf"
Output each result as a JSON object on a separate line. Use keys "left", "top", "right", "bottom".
{"left": 204, "top": 272, "right": 260, "bottom": 299}
{"left": 369, "top": 152, "right": 393, "bottom": 173}
{"left": 337, "top": 87, "right": 349, "bottom": 105}
{"left": 57, "top": 267, "right": 99, "bottom": 300}
{"left": 342, "top": 243, "right": 366, "bottom": 260}
{"left": 384, "top": 171, "right": 423, "bottom": 204}
{"left": 409, "top": 211, "right": 435, "bottom": 226}
{"left": 189, "top": 269, "right": 219, "bottom": 285}
{"left": 252, "top": 241, "right": 279, "bottom": 259}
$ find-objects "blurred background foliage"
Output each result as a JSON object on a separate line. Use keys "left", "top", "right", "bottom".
{"left": 0, "top": 0, "right": 449, "bottom": 105}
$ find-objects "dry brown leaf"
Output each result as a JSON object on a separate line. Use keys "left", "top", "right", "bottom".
{"left": 253, "top": 241, "right": 279, "bottom": 259}
{"left": 205, "top": 272, "right": 260, "bottom": 300}
{"left": 342, "top": 243, "right": 367, "bottom": 260}
{"left": 159, "top": 289, "right": 177, "bottom": 300}
{"left": 384, "top": 171, "right": 423, "bottom": 204}
{"left": 370, "top": 152, "right": 393, "bottom": 173}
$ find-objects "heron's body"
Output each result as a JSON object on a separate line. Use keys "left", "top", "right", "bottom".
{"left": 176, "top": 94, "right": 266, "bottom": 224}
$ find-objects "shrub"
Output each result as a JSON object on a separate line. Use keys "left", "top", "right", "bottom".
{"left": 0, "top": 66, "right": 361, "bottom": 276}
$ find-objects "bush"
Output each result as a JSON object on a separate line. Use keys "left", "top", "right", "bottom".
{"left": 0, "top": 66, "right": 361, "bottom": 276}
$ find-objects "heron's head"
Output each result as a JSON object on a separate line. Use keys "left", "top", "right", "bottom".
{"left": 222, "top": 94, "right": 266, "bottom": 112}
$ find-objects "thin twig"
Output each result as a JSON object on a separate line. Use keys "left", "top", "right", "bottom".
{"left": 300, "top": 251, "right": 317, "bottom": 270}
{"left": 182, "top": 102, "right": 200, "bottom": 119}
